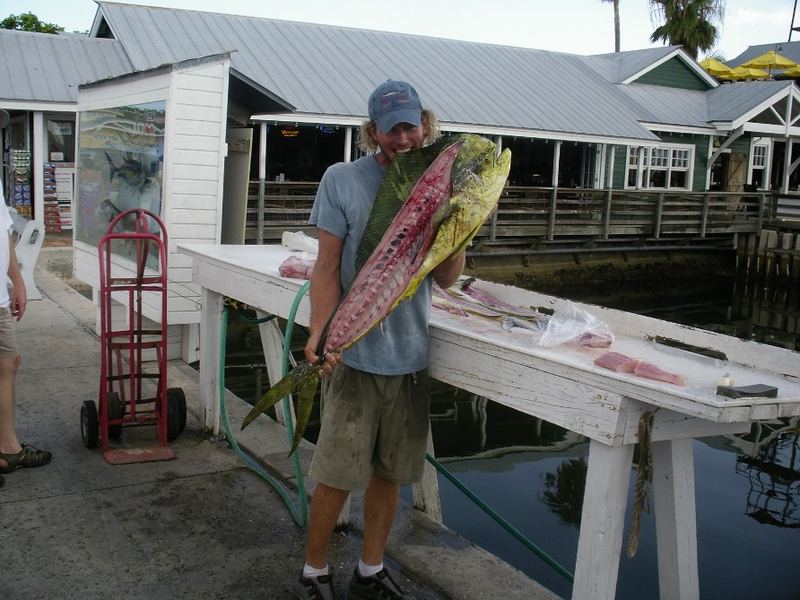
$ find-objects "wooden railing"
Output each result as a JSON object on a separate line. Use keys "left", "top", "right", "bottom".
{"left": 246, "top": 181, "right": 769, "bottom": 251}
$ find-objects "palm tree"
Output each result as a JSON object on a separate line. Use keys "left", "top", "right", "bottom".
{"left": 649, "top": 0, "right": 726, "bottom": 60}
{"left": 601, "top": 0, "right": 621, "bottom": 53}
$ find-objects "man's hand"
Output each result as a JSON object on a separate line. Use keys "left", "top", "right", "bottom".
{"left": 10, "top": 281, "right": 27, "bottom": 321}
{"left": 304, "top": 337, "right": 340, "bottom": 378}
{"left": 432, "top": 250, "right": 466, "bottom": 289}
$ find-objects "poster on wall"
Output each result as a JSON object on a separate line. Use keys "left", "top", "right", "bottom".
{"left": 75, "top": 101, "right": 166, "bottom": 269}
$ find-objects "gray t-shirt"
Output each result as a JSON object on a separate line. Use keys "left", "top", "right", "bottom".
{"left": 309, "top": 155, "right": 433, "bottom": 375}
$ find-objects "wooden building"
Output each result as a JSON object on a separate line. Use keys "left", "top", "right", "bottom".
{"left": 2, "top": 2, "right": 799, "bottom": 359}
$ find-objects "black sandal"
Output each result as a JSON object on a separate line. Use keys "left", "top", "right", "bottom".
{"left": 0, "top": 444, "right": 52, "bottom": 473}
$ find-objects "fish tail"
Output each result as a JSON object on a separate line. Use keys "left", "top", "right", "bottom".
{"left": 288, "top": 372, "right": 320, "bottom": 455}
{"left": 241, "top": 361, "right": 319, "bottom": 430}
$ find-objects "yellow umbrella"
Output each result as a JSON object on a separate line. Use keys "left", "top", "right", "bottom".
{"left": 699, "top": 57, "right": 733, "bottom": 78}
{"left": 741, "top": 50, "right": 798, "bottom": 76}
{"left": 778, "top": 66, "right": 800, "bottom": 78}
{"left": 726, "top": 66, "right": 770, "bottom": 81}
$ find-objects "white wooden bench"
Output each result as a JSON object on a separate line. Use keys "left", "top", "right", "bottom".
{"left": 8, "top": 207, "right": 44, "bottom": 300}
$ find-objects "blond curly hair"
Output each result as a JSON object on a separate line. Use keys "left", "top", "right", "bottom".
{"left": 357, "top": 109, "right": 441, "bottom": 153}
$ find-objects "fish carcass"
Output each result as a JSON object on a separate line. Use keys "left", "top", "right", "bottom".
{"left": 242, "top": 134, "right": 512, "bottom": 454}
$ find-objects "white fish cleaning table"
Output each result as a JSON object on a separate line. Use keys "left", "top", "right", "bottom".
{"left": 179, "top": 243, "right": 800, "bottom": 600}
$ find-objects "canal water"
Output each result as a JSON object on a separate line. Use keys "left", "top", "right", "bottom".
{"left": 223, "top": 258, "right": 800, "bottom": 600}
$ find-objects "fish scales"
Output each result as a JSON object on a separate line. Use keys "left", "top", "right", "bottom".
{"left": 242, "top": 134, "right": 511, "bottom": 455}
{"left": 323, "top": 141, "right": 460, "bottom": 355}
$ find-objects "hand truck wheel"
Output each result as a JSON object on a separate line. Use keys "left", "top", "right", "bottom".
{"left": 81, "top": 400, "right": 99, "bottom": 449}
{"left": 166, "top": 387, "right": 187, "bottom": 441}
{"left": 108, "top": 391, "right": 124, "bottom": 440}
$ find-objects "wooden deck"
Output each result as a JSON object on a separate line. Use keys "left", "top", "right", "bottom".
{"left": 246, "top": 181, "right": 769, "bottom": 252}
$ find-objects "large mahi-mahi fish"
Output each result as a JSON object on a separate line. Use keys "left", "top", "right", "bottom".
{"left": 242, "top": 134, "right": 511, "bottom": 454}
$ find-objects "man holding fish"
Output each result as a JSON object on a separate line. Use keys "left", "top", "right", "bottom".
{"left": 296, "top": 80, "right": 465, "bottom": 600}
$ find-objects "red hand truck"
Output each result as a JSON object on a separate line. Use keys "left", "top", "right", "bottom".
{"left": 80, "top": 208, "right": 186, "bottom": 464}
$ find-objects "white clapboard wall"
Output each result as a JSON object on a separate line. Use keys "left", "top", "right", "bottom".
{"left": 74, "top": 54, "right": 230, "bottom": 342}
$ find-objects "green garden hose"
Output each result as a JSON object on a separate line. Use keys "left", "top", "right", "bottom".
{"left": 425, "top": 454, "right": 574, "bottom": 582}
{"left": 218, "top": 282, "right": 310, "bottom": 526}
{"left": 216, "top": 281, "right": 573, "bottom": 581}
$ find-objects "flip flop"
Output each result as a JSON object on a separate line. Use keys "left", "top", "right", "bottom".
{"left": 0, "top": 444, "right": 52, "bottom": 473}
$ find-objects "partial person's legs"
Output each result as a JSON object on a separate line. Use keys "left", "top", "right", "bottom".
{"left": 350, "top": 474, "right": 412, "bottom": 599}
{"left": 361, "top": 473, "right": 399, "bottom": 565}
{"left": 0, "top": 355, "right": 22, "bottom": 461}
{"left": 306, "top": 482, "right": 351, "bottom": 568}
{"left": 296, "top": 482, "right": 350, "bottom": 598}
{"left": 0, "top": 346, "right": 50, "bottom": 473}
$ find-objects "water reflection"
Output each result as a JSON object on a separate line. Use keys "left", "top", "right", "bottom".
{"left": 734, "top": 418, "right": 800, "bottom": 529}
{"left": 540, "top": 457, "right": 587, "bottom": 528}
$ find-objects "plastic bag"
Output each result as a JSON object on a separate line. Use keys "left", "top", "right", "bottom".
{"left": 537, "top": 301, "right": 614, "bottom": 348}
{"left": 281, "top": 231, "right": 319, "bottom": 255}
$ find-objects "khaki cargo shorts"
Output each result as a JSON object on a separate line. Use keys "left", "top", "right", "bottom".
{"left": 0, "top": 308, "right": 19, "bottom": 359}
{"left": 309, "top": 363, "right": 431, "bottom": 491}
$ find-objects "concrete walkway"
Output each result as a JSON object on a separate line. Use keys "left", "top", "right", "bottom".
{"left": 0, "top": 249, "right": 561, "bottom": 600}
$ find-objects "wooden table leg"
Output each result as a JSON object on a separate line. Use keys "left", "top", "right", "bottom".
{"left": 653, "top": 438, "right": 699, "bottom": 600}
{"left": 199, "top": 288, "right": 224, "bottom": 434}
{"left": 572, "top": 440, "right": 634, "bottom": 600}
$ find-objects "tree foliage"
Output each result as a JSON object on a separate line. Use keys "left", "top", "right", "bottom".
{"left": 1, "top": 12, "right": 64, "bottom": 34}
{"left": 649, "top": 0, "right": 725, "bottom": 60}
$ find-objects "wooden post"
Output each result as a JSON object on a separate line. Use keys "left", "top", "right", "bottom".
{"left": 489, "top": 136, "right": 502, "bottom": 242}
{"left": 411, "top": 430, "right": 443, "bottom": 523}
{"left": 258, "top": 122, "right": 267, "bottom": 245}
{"left": 257, "top": 316, "right": 296, "bottom": 429}
{"left": 637, "top": 146, "right": 645, "bottom": 189}
{"left": 783, "top": 140, "right": 793, "bottom": 194}
{"left": 700, "top": 194, "right": 709, "bottom": 238}
{"left": 572, "top": 440, "right": 634, "bottom": 600}
{"left": 33, "top": 111, "right": 45, "bottom": 227}
{"left": 552, "top": 140, "right": 562, "bottom": 188}
{"left": 344, "top": 126, "right": 352, "bottom": 163}
{"left": 549, "top": 141, "right": 561, "bottom": 241}
{"left": 603, "top": 146, "right": 615, "bottom": 239}
{"left": 652, "top": 439, "right": 699, "bottom": 600}
{"left": 654, "top": 193, "right": 664, "bottom": 239}
{"left": 200, "top": 288, "right": 224, "bottom": 434}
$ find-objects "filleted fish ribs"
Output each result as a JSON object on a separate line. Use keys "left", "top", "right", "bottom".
{"left": 242, "top": 134, "right": 512, "bottom": 454}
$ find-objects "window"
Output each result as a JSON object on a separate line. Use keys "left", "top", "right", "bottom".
{"left": 626, "top": 144, "right": 694, "bottom": 190}
{"left": 751, "top": 143, "right": 768, "bottom": 189}
{"left": 627, "top": 147, "right": 640, "bottom": 187}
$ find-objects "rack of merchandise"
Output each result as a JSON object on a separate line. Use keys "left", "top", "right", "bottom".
{"left": 9, "top": 149, "right": 32, "bottom": 219}
{"left": 43, "top": 162, "right": 75, "bottom": 232}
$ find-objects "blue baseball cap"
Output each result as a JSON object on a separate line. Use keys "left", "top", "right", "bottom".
{"left": 368, "top": 80, "right": 422, "bottom": 133}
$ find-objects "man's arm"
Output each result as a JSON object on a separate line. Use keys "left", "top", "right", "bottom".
{"left": 303, "top": 229, "right": 344, "bottom": 376}
{"left": 7, "top": 239, "right": 26, "bottom": 321}
{"left": 431, "top": 250, "right": 466, "bottom": 290}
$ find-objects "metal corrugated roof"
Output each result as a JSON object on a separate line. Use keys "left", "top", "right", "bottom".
{"left": 95, "top": 2, "right": 659, "bottom": 143}
{"left": 729, "top": 42, "right": 800, "bottom": 67}
{"left": 616, "top": 80, "right": 795, "bottom": 130}
{"left": 583, "top": 46, "right": 679, "bottom": 83}
{"left": 616, "top": 84, "right": 710, "bottom": 128}
{"left": 707, "top": 80, "right": 792, "bottom": 123}
{"left": 0, "top": 29, "right": 133, "bottom": 103}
